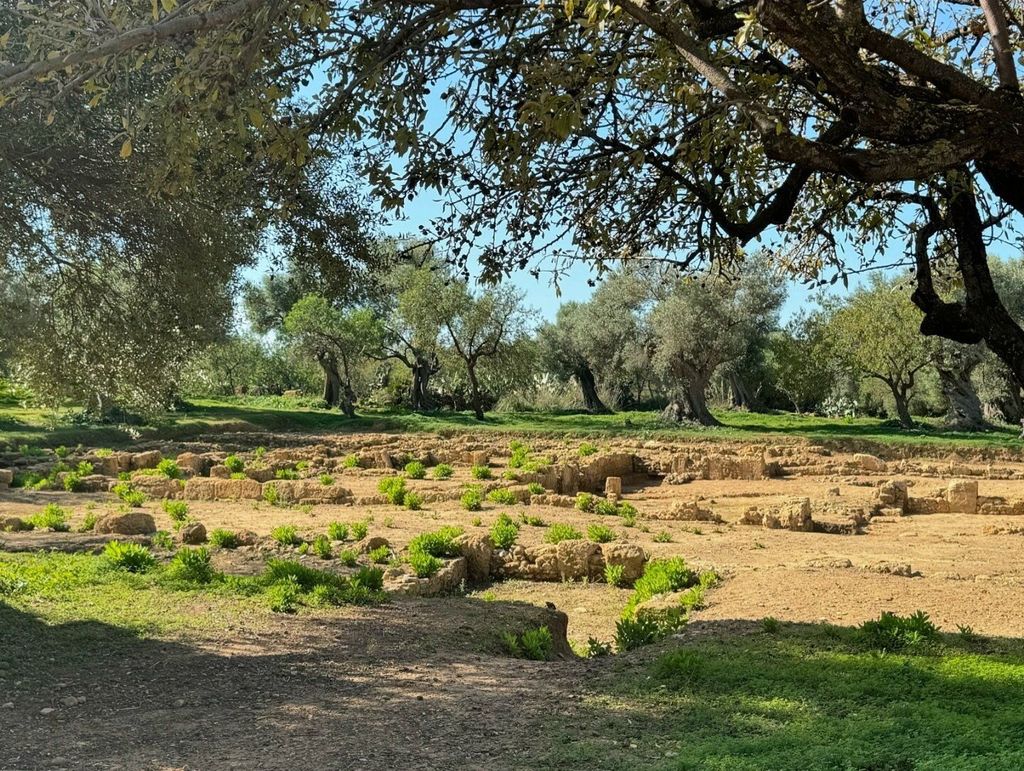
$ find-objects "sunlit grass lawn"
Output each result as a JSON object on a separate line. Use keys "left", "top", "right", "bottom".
{"left": 0, "top": 389, "right": 1020, "bottom": 451}
{"left": 541, "top": 624, "right": 1024, "bottom": 770}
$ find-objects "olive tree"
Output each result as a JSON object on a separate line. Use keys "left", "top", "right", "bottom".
{"left": 764, "top": 313, "right": 835, "bottom": 414}
{"left": 826, "top": 277, "right": 934, "bottom": 429}
{"left": 283, "top": 295, "right": 383, "bottom": 416}
{"left": 650, "top": 261, "right": 785, "bottom": 426}
{"left": 436, "top": 283, "right": 533, "bottom": 420}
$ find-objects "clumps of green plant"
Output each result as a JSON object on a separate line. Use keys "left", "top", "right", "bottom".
{"left": 319, "top": 473, "right": 335, "bottom": 486}
{"left": 230, "top": 472, "right": 247, "bottom": 480}
{"left": 209, "top": 528, "right": 240, "bottom": 549}
{"left": 615, "top": 559, "right": 718, "bottom": 649}
{"left": 487, "top": 488, "right": 518, "bottom": 505}
{"left": 578, "top": 442, "right": 599, "bottom": 457}
{"left": 470, "top": 464, "right": 492, "bottom": 480}
{"left": 338, "top": 549, "right": 359, "bottom": 567}
{"left": 350, "top": 520, "right": 369, "bottom": 540}
{"left": 587, "top": 523, "right": 616, "bottom": 543}
{"left": 223, "top": 454, "right": 245, "bottom": 474}
{"left": 404, "top": 460, "right": 426, "bottom": 479}
{"left": 341, "top": 454, "right": 361, "bottom": 469}
{"left": 378, "top": 476, "right": 408, "bottom": 505}
{"left": 461, "top": 485, "right": 484, "bottom": 511}
{"left": 262, "top": 483, "right": 280, "bottom": 506}
{"left": 63, "top": 461, "right": 94, "bottom": 492}
{"left": 311, "top": 534, "right": 333, "bottom": 559}
{"left": 575, "top": 493, "right": 596, "bottom": 512}
{"left": 526, "top": 482, "right": 545, "bottom": 496}
{"left": 112, "top": 481, "right": 146, "bottom": 507}
{"left": 858, "top": 610, "right": 939, "bottom": 652}
{"left": 604, "top": 563, "right": 626, "bottom": 587}
{"left": 369, "top": 544, "right": 391, "bottom": 564}
{"left": 156, "top": 458, "right": 182, "bottom": 479}
{"left": 594, "top": 499, "right": 620, "bottom": 516}
{"left": 152, "top": 531, "right": 174, "bottom": 550}
{"left": 261, "top": 559, "right": 384, "bottom": 612}
{"left": 103, "top": 541, "right": 156, "bottom": 573}
{"left": 432, "top": 463, "right": 454, "bottom": 479}
{"left": 78, "top": 509, "right": 99, "bottom": 533}
{"left": 653, "top": 531, "right": 673, "bottom": 543}
{"left": 275, "top": 468, "right": 300, "bottom": 480}
{"left": 761, "top": 616, "right": 781, "bottom": 634}
{"left": 501, "top": 625, "right": 553, "bottom": 661}
{"left": 270, "top": 524, "right": 301, "bottom": 546}
{"left": 506, "top": 441, "right": 551, "bottom": 473}
{"left": 490, "top": 513, "right": 520, "bottom": 549}
{"left": 161, "top": 499, "right": 190, "bottom": 529}
{"left": 519, "top": 513, "right": 546, "bottom": 527}
{"left": 544, "top": 523, "right": 583, "bottom": 544}
{"left": 326, "top": 521, "right": 349, "bottom": 541}
{"left": 587, "top": 637, "right": 613, "bottom": 657}
{"left": 404, "top": 491, "right": 424, "bottom": 511}
{"left": 408, "top": 551, "right": 443, "bottom": 578}
{"left": 167, "top": 547, "right": 216, "bottom": 583}
{"left": 27, "top": 504, "right": 70, "bottom": 532}
{"left": 408, "top": 525, "right": 464, "bottom": 558}
{"left": 94, "top": 448, "right": 114, "bottom": 458}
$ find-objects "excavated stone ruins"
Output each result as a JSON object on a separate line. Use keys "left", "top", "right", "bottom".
{"left": 4, "top": 432, "right": 1024, "bottom": 636}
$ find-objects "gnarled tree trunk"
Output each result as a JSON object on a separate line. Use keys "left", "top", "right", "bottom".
{"left": 316, "top": 351, "right": 342, "bottom": 408}
{"left": 575, "top": 365, "right": 611, "bottom": 414}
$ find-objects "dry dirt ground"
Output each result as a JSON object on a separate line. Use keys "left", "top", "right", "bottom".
{"left": 2, "top": 431, "right": 1024, "bottom": 769}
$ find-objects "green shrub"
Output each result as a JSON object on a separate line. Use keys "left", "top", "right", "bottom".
{"left": 519, "top": 513, "right": 546, "bottom": 527}
{"left": 350, "top": 520, "right": 369, "bottom": 540}
{"left": 858, "top": 611, "right": 939, "bottom": 652}
{"left": 575, "top": 493, "right": 596, "bottom": 512}
{"left": 339, "top": 549, "right": 359, "bottom": 567}
{"left": 604, "top": 563, "right": 626, "bottom": 587}
{"left": 487, "top": 488, "right": 518, "bottom": 505}
{"left": 112, "top": 481, "right": 146, "bottom": 507}
{"left": 62, "top": 471, "right": 84, "bottom": 492}
{"left": 352, "top": 565, "right": 385, "bottom": 591}
{"left": 490, "top": 513, "right": 520, "bottom": 549}
{"left": 408, "top": 551, "right": 443, "bottom": 578}
{"left": 461, "top": 485, "right": 484, "bottom": 511}
{"left": 230, "top": 472, "right": 247, "bottom": 480}
{"left": 75, "top": 460, "right": 94, "bottom": 476}
{"left": 762, "top": 616, "right": 781, "bottom": 634}
{"left": 587, "top": 637, "right": 613, "bottom": 657}
{"left": 270, "top": 524, "right": 301, "bottom": 546}
{"left": 311, "top": 534, "right": 333, "bottom": 559}
{"left": 408, "top": 525, "right": 464, "bottom": 558}
{"left": 78, "top": 510, "right": 99, "bottom": 532}
{"left": 377, "top": 476, "right": 407, "bottom": 505}
{"left": 262, "top": 483, "right": 280, "bottom": 506}
{"left": 369, "top": 545, "right": 390, "bottom": 564}
{"left": 319, "top": 473, "right": 335, "bottom": 486}
{"left": 615, "top": 615, "right": 663, "bottom": 651}
{"left": 617, "top": 501, "right": 638, "bottom": 520}
{"left": 275, "top": 468, "right": 300, "bottom": 480}
{"left": 94, "top": 448, "right": 114, "bottom": 458}
{"left": 326, "top": 521, "right": 349, "bottom": 541}
{"left": 28, "top": 504, "right": 70, "bottom": 532}
{"left": 622, "top": 558, "right": 698, "bottom": 619}
{"left": 341, "top": 454, "right": 360, "bottom": 468}
{"left": 161, "top": 499, "right": 190, "bottom": 524}
{"left": 578, "top": 442, "right": 598, "bottom": 457}
{"left": 502, "top": 625, "right": 553, "bottom": 660}
{"left": 209, "top": 528, "right": 239, "bottom": 549}
{"left": 265, "top": 576, "right": 302, "bottom": 613}
{"left": 544, "top": 523, "right": 583, "bottom": 544}
{"left": 432, "top": 463, "right": 454, "bottom": 479}
{"left": 151, "top": 530, "right": 174, "bottom": 549}
{"left": 587, "top": 523, "right": 616, "bottom": 543}
{"left": 594, "top": 499, "right": 619, "bottom": 516}
{"left": 103, "top": 541, "right": 156, "bottom": 573}
{"left": 470, "top": 464, "right": 492, "bottom": 480}
{"left": 404, "top": 491, "right": 424, "bottom": 511}
{"left": 223, "top": 454, "right": 244, "bottom": 474}
{"left": 404, "top": 460, "right": 427, "bottom": 479}
{"left": 54, "top": 445, "right": 71, "bottom": 459}
{"left": 653, "top": 530, "right": 673, "bottom": 543}
{"left": 157, "top": 458, "right": 182, "bottom": 479}
{"left": 526, "top": 482, "right": 545, "bottom": 495}
{"left": 502, "top": 469, "right": 519, "bottom": 481}
{"left": 168, "top": 547, "right": 215, "bottom": 583}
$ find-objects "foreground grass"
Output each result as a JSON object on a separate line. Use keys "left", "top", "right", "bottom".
{"left": 1, "top": 391, "right": 1021, "bottom": 451}
{"left": 542, "top": 624, "right": 1024, "bottom": 770}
